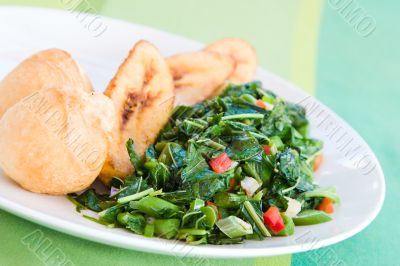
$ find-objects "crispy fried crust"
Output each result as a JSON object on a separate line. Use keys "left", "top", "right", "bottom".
{"left": 0, "top": 49, "right": 93, "bottom": 118}
{"left": 100, "top": 41, "right": 175, "bottom": 184}
{"left": 0, "top": 88, "right": 114, "bottom": 195}
{"left": 167, "top": 51, "right": 234, "bottom": 106}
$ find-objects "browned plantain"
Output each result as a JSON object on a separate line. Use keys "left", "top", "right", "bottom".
{"left": 205, "top": 38, "right": 257, "bottom": 86}
{"left": 167, "top": 51, "right": 234, "bottom": 106}
{"left": 100, "top": 41, "right": 175, "bottom": 184}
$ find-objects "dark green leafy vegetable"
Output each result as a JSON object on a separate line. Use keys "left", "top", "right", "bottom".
{"left": 117, "top": 212, "right": 146, "bottom": 234}
{"left": 68, "top": 189, "right": 103, "bottom": 212}
{"left": 127, "top": 139, "right": 142, "bottom": 171}
{"left": 71, "top": 81, "right": 339, "bottom": 245}
{"left": 214, "top": 192, "right": 247, "bottom": 208}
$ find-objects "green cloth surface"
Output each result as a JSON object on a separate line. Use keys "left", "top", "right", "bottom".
{"left": 0, "top": 1, "right": 398, "bottom": 265}
{"left": 293, "top": 1, "right": 400, "bottom": 265}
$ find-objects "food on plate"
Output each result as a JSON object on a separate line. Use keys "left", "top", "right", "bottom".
{"left": 167, "top": 51, "right": 234, "bottom": 106}
{"left": 99, "top": 41, "right": 175, "bottom": 185}
{"left": 167, "top": 38, "right": 257, "bottom": 105}
{"left": 71, "top": 81, "right": 339, "bottom": 245}
{"left": 0, "top": 87, "right": 114, "bottom": 195}
{"left": 205, "top": 38, "right": 257, "bottom": 85}
{"left": 0, "top": 49, "right": 92, "bottom": 118}
{"left": 0, "top": 37, "right": 339, "bottom": 244}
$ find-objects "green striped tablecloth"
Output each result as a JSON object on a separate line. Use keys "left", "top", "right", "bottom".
{"left": 0, "top": 1, "right": 398, "bottom": 265}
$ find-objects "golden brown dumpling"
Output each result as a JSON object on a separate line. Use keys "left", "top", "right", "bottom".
{"left": 0, "top": 49, "right": 93, "bottom": 118}
{"left": 0, "top": 87, "right": 114, "bottom": 195}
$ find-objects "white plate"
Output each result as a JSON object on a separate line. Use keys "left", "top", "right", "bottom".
{"left": 0, "top": 6, "right": 385, "bottom": 258}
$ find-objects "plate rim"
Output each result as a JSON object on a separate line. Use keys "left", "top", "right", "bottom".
{"left": 0, "top": 6, "right": 386, "bottom": 258}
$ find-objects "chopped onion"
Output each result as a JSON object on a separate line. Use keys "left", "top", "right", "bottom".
{"left": 264, "top": 102, "right": 274, "bottom": 111}
{"left": 216, "top": 216, "right": 253, "bottom": 238}
{"left": 110, "top": 186, "right": 119, "bottom": 197}
{"left": 240, "top": 176, "right": 261, "bottom": 197}
{"left": 284, "top": 197, "right": 302, "bottom": 218}
{"left": 227, "top": 161, "right": 239, "bottom": 171}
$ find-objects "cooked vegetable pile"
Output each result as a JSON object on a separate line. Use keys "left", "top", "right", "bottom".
{"left": 70, "top": 81, "right": 339, "bottom": 245}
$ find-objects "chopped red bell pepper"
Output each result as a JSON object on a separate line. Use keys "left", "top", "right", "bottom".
{"left": 209, "top": 153, "right": 233, "bottom": 173}
{"left": 263, "top": 206, "right": 285, "bottom": 234}
{"left": 313, "top": 153, "right": 324, "bottom": 171}
{"left": 317, "top": 197, "right": 334, "bottom": 214}
{"left": 255, "top": 99, "right": 267, "bottom": 109}
{"left": 263, "top": 145, "right": 271, "bottom": 155}
{"left": 206, "top": 201, "right": 216, "bottom": 206}
{"left": 229, "top": 178, "right": 237, "bottom": 191}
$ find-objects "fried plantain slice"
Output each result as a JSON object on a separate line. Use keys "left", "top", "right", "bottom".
{"left": 100, "top": 41, "right": 175, "bottom": 184}
{"left": 167, "top": 51, "right": 234, "bottom": 106}
{"left": 205, "top": 38, "right": 257, "bottom": 85}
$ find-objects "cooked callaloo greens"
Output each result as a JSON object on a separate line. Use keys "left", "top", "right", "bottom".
{"left": 70, "top": 81, "right": 339, "bottom": 245}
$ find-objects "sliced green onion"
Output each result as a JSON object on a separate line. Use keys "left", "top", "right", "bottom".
{"left": 196, "top": 138, "right": 226, "bottom": 150}
{"left": 200, "top": 206, "right": 218, "bottom": 228}
{"left": 136, "top": 196, "right": 181, "bottom": 218}
{"left": 248, "top": 131, "right": 269, "bottom": 141}
{"left": 293, "top": 210, "right": 332, "bottom": 225}
{"left": 252, "top": 190, "right": 264, "bottom": 201}
{"left": 117, "top": 188, "right": 154, "bottom": 204}
{"left": 178, "top": 228, "right": 208, "bottom": 236}
{"left": 240, "top": 94, "right": 257, "bottom": 104}
{"left": 183, "top": 119, "right": 207, "bottom": 129}
{"left": 187, "top": 235, "right": 207, "bottom": 245}
{"left": 216, "top": 216, "right": 253, "bottom": 239}
{"left": 275, "top": 213, "right": 295, "bottom": 236}
{"left": 182, "top": 211, "right": 202, "bottom": 227}
{"left": 221, "top": 113, "right": 264, "bottom": 121}
{"left": 144, "top": 223, "right": 155, "bottom": 238}
{"left": 304, "top": 186, "right": 340, "bottom": 203}
{"left": 190, "top": 199, "right": 205, "bottom": 211}
{"left": 154, "top": 219, "right": 181, "bottom": 239}
{"left": 149, "top": 189, "right": 163, "bottom": 197}
{"left": 243, "top": 201, "right": 271, "bottom": 237}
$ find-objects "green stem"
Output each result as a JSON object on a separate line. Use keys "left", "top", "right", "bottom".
{"left": 178, "top": 229, "right": 208, "bottom": 235}
{"left": 243, "top": 201, "right": 271, "bottom": 237}
{"left": 184, "top": 120, "right": 206, "bottom": 128}
{"left": 117, "top": 188, "right": 154, "bottom": 204}
{"left": 248, "top": 131, "right": 269, "bottom": 141}
{"left": 221, "top": 113, "right": 264, "bottom": 120}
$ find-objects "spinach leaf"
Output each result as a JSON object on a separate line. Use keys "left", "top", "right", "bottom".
{"left": 181, "top": 143, "right": 211, "bottom": 183}
{"left": 72, "top": 189, "right": 103, "bottom": 212}
{"left": 260, "top": 101, "right": 292, "bottom": 138}
{"left": 158, "top": 142, "right": 186, "bottom": 169}
{"left": 144, "top": 159, "right": 170, "bottom": 190}
{"left": 116, "top": 176, "right": 149, "bottom": 198}
{"left": 226, "top": 133, "right": 262, "bottom": 161}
